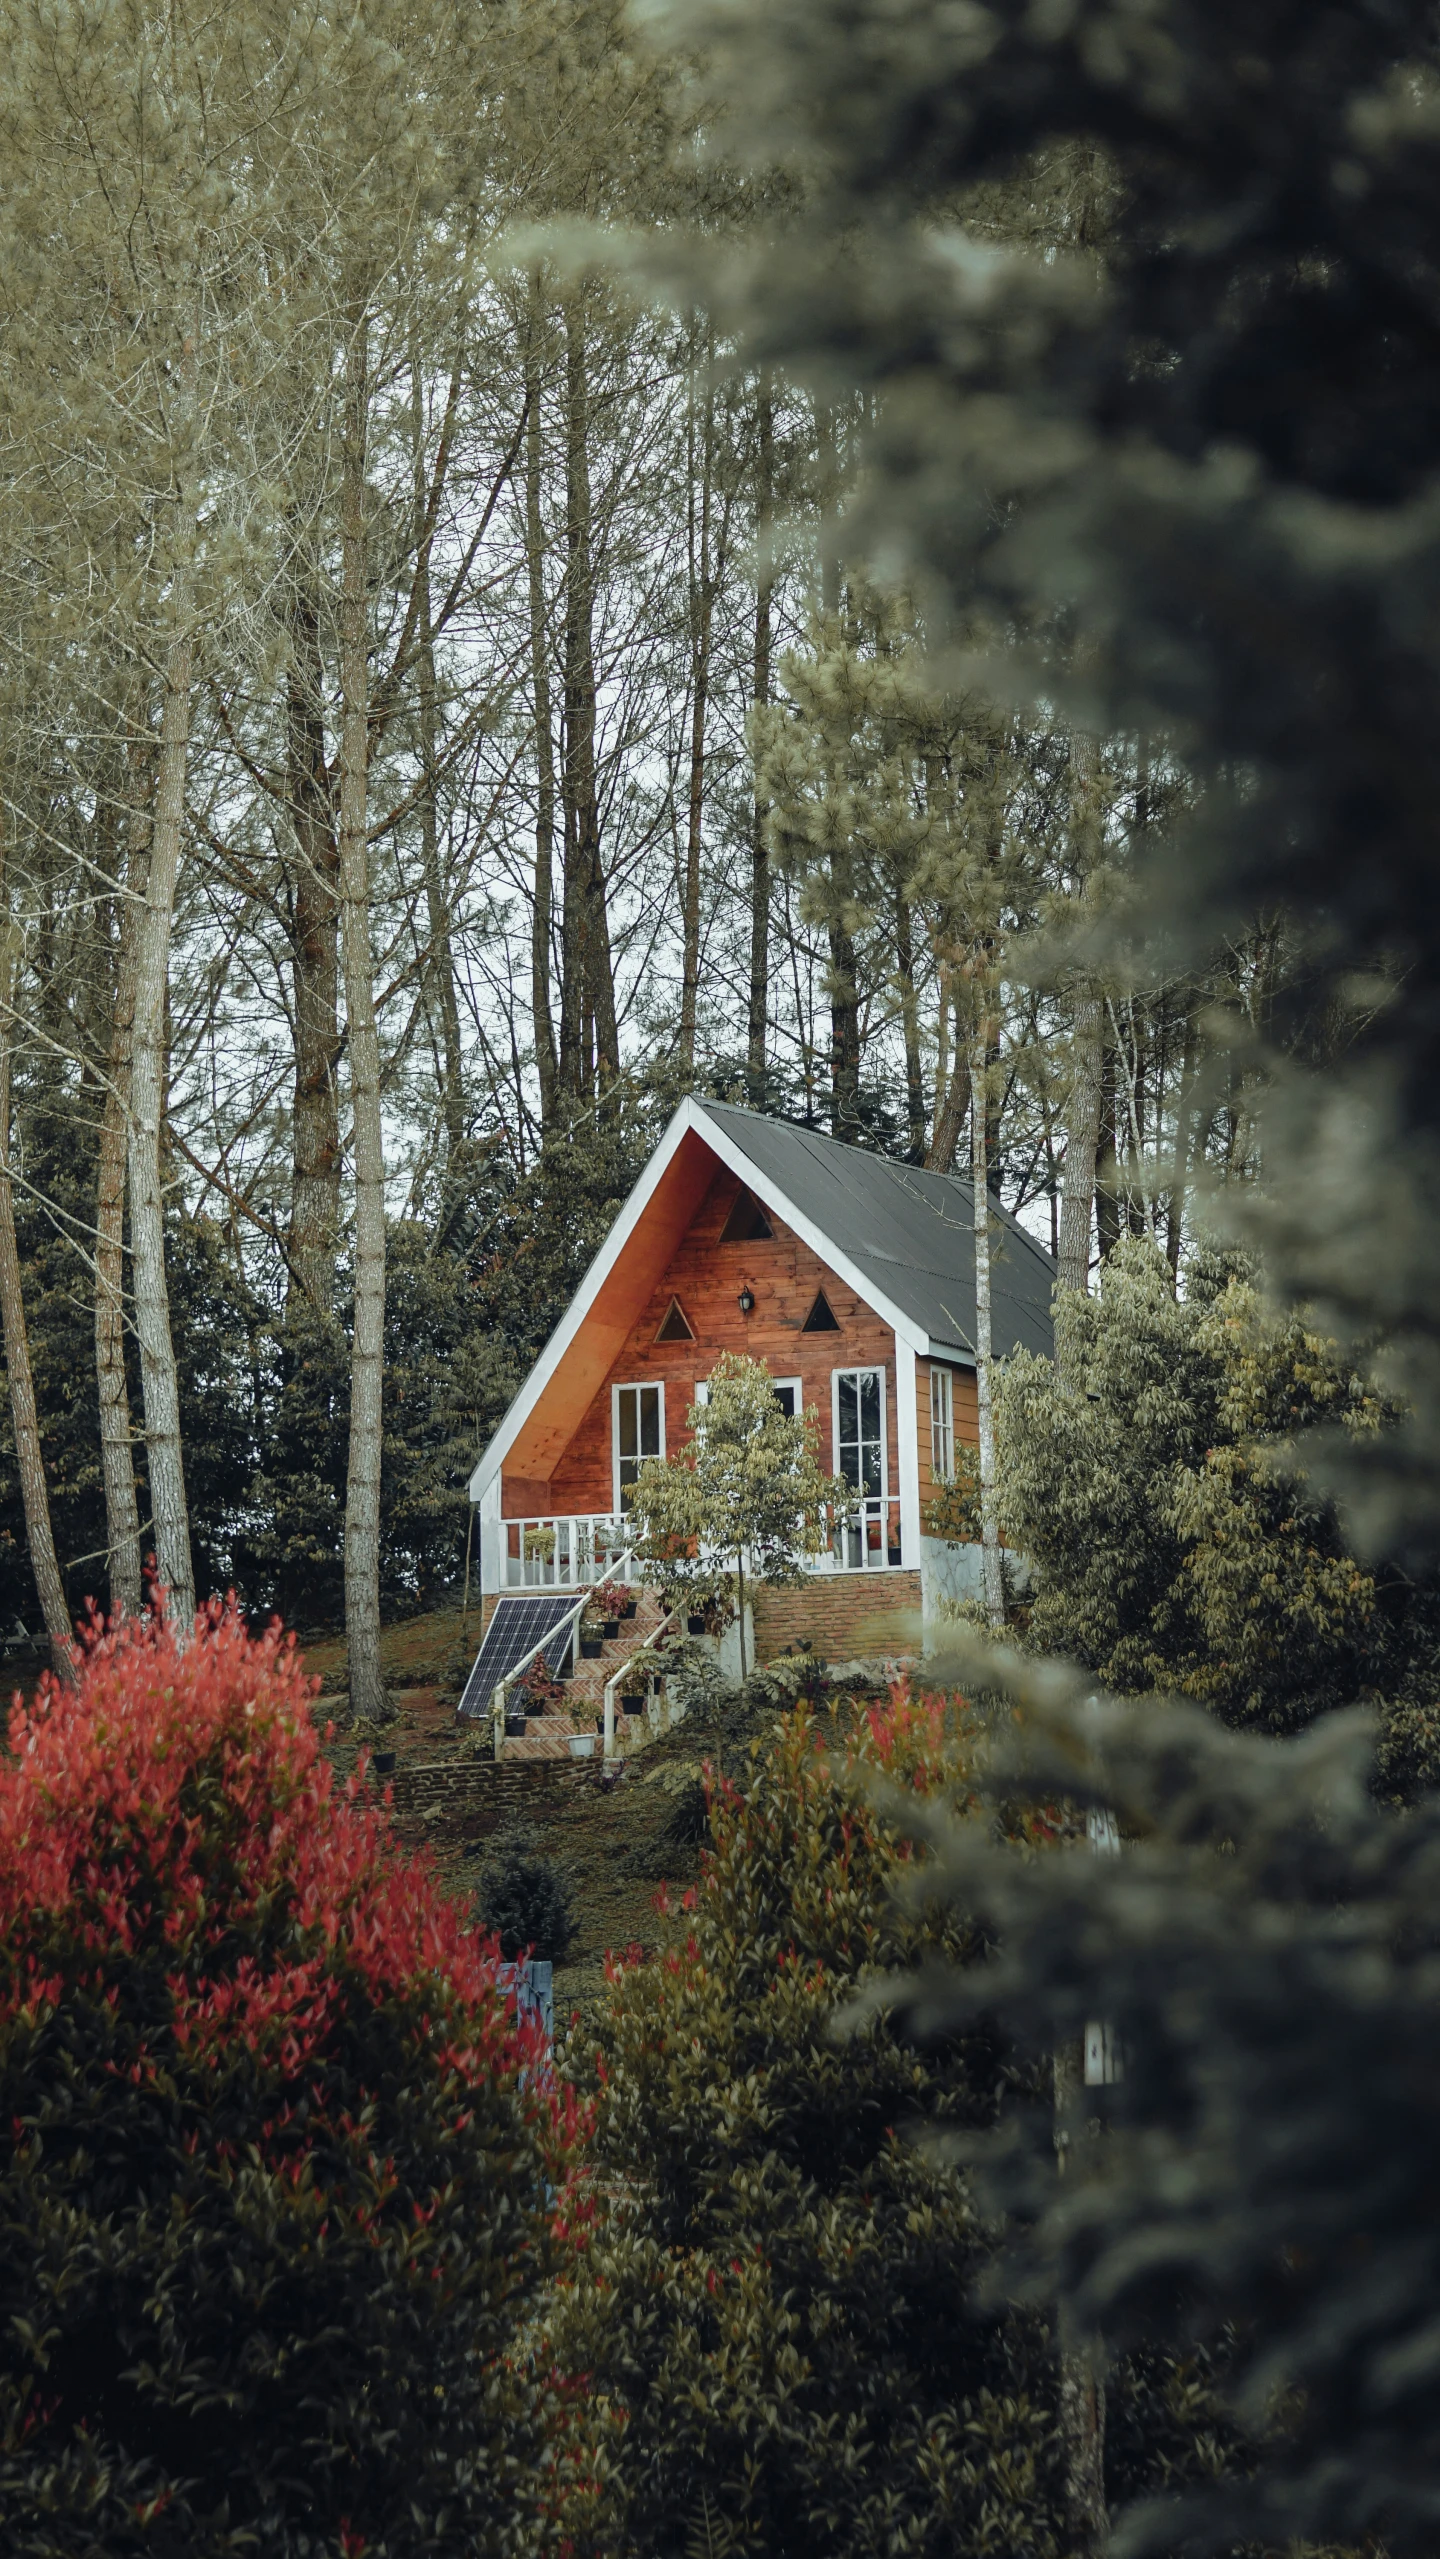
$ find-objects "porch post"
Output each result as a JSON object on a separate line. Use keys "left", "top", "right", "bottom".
{"left": 894, "top": 1336, "right": 922, "bottom": 1571}
{"left": 478, "top": 1474, "right": 503, "bottom": 1595}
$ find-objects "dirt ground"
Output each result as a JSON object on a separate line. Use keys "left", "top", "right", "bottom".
{"left": 303, "top": 1608, "right": 724, "bottom": 2025}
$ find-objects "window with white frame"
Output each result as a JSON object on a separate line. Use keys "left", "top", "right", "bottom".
{"left": 613, "top": 1381, "right": 664, "bottom": 1510}
{"left": 930, "top": 1365, "right": 955, "bottom": 1482}
{"left": 833, "top": 1367, "right": 885, "bottom": 1498}
{"left": 695, "top": 1373, "right": 802, "bottom": 1417}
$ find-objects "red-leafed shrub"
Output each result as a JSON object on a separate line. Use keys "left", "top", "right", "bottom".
{"left": 0, "top": 1602, "right": 577, "bottom": 2559}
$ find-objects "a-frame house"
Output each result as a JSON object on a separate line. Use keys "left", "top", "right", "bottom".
{"left": 468, "top": 1098, "right": 1055, "bottom": 1662}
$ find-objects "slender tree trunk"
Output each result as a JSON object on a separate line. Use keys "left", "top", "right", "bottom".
{"left": 129, "top": 614, "right": 196, "bottom": 1631}
{"left": 895, "top": 892, "right": 925, "bottom": 1159}
{"left": 0, "top": 899, "right": 75, "bottom": 1679}
{"left": 969, "top": 1014, "right": 1005, "bottom": 1630}
{"left": 1055, "top": 2045, "right": 1110, "bottom": 2557}
{"left": 746, "top": 377, "right": 774, "bottom": 1110}
{"left": 95, "top": 881, "right": 143, "bottom": 1617}
{"left": 1167, "top": 1001, "right": 1199, "bottom": 1277}
{"left": 411, "top": 359, "right": 465, "bottom": 1173}
{"left": 926, "top": 991, "right": 969, "bottom": 1172}
{"left": 337, "top": 315, "right": 392, "bottom": 1728}
{"left": 524, "top": 285, "right": 559, "bottom": 1127}
{"left": 285, "top": 559, "right": 343, "bottom": 1316}
{"left": 560, "top": 303, "right": 614, "bottom": 1095}
{"left": 679, "top": 336, "right": 716, "bottom": 1071}
{"left": 1057, "top": 988, "right": 1103, "bottom": 1296}
{"left": 829, "top": 910, "right": 861, "bottom": 1141}
{"left": 1095, "top": 1039, "right": 1122, "bottom": 1262}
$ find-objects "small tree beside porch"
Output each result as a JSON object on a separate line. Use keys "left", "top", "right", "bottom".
{"left": 627, "top": 1355, "right": 846, "bottom": 1677}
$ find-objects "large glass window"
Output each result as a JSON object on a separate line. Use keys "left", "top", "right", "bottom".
{"left": 930, "top": 1366, "right": 955, "bottom": 1482}
{"left": 834, "top": 1368, "right": 884, "bottom": 1496}
{"left": 614, "top": 1382, "right": 664, "bottom": 1509}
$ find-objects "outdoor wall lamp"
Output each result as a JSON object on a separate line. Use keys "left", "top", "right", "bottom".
{"left": 737, "top": 1287, "right": 756, "bottom": 1315}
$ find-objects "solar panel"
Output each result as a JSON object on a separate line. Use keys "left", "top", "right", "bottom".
{"left": 457, "top": 1593, "right": 581, "bottom": 1722}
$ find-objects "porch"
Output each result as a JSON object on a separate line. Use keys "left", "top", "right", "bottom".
{"left": 483, "top": 1498, "right": 906, "bottom": 1594}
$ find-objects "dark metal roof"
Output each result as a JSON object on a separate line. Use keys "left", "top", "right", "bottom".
{"left": 702, "top": 1102, "right": 1056, "bottom": 1362}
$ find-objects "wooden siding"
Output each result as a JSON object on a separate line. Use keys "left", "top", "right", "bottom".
{"left": 914, "top": 1356, "right": 980, "bottom": 1522}
{"left": 509, "top": 1163, "right": 901, "bottom": 1517}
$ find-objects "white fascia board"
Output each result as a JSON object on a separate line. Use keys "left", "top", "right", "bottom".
{"left": 465, "top": 1096, "right": 701, "bottom": 1504}
{"left": 689, "top": 1107, "right": 929, "bottom": 1356}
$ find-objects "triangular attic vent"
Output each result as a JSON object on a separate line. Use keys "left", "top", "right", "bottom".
{"left": 655, "top": 1296, "right": 695, "bottom": 1343}
{"left": 801, "top": 1290, "right": 840, "bottom": 1333}
{"left": 720, "top": 1187, "right": 774, "bottom": 1243}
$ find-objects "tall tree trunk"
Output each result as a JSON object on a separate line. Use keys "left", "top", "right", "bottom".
{"left": 0, "top": 895, "right": 75, "bottom": 1679}
{"left": 285, "top": 558, "right": 343, "bottom": 1316}
{"left": 746, "top": 377, "right": 774, "bottom": 1110}
{"left": 338, "top": 315, "right": 392, "bottom": 1729}
{"left": 560, "top": 302, "right": 616, "bottom": 1097}
{"left": 1095, "top": 1038, "right": 1122, "bottom": 1262}
{"left": 524, "top": 284, "right": 559, "bottom": 1127}
{"left": 679, "top": 333, "right": 716, "bottom": 1071}
{"left": 95, "top": 876, "right": 142, "bottom": 1618}
{"left": 1167, "top": 1000, "right": 1199, "bottom": 1277}
{"left": 927, "top": 991, "right": 969, "bottom": 1173}
{"left": 1057, "top": 988, "right": 1104, "bottom": 1297}
{"left": 129, "top": 614, "right": 197, "bottom": 1631}
{"left": 895, "top": 891, "right": 925, "bottom": 1158}
{"left": 411, "top": 356, "right": 465, "bottom": 1174}
{"left": 969, "top": 1012, "right": 1005, "bottom": 1630}
{"left": 829, "top": 914, "right": 861, "bottom": 1141}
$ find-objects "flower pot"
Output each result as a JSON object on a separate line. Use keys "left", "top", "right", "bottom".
{"left": 373, "top": 1749, "right": 396, "bottom": 1775}
{"left": 601, "top": 1618, "right": 620, "bottom": 1639}
{"left": 621, "top": 1693, "right": 645, "bottom": 1715}
{"left": 580, "top": 1637, "right": 603, "bottom": 1658}
{"left": 621, "top": 1599, "right": 637, "bottom": 1619}
{"left": 687, "top": 1614, "right": 707, "bottom": 1636}
{"left": 567, "top": 1731, "right": 597, "bottom": 1758}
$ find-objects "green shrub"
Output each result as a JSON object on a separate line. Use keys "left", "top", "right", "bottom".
{"left": 478, "top": 1838, "right": 577, "bottom": 1962}
{"left": 549, "top": 1696, "right": 1066, "bottom": 2559}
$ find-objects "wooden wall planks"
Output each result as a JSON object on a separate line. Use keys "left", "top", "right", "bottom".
{"left": 523, "top": 1164, "right": 903, "bottom": 1517}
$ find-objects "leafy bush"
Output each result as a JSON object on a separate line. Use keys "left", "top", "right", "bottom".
{"left": 549, "top": 1696, "right": 1067, "bottom": 2559}
{"left": 997, "top": 1237, "right": 1440, "bottom": 1763}
{"left": 478, "top": 1838, "right": 578, "bottom": 1963}
{"left": 0, "top": 1603, "right": 574, "bottom": 2558}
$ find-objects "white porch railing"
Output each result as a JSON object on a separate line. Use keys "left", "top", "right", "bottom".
{"left": 500, "top": 1514, "right": 634, "bottom": 1590}
{"left": 820, "top": 1495, "right": 904, "bottom": 1573}
{"left": 491, "top": 1496, "right": 904, "bottom": 1593}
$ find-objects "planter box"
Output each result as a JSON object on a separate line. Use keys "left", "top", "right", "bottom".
{"left": 567, "top": 1732, "right": 597, "bottom": 1758}
{"left": 621, "top": 1600, "right": 637, "bottom": 1619}
{"left": 579, "top": 1637, "right": 603, "bottom": 1658}
{"left": 620, "top": 1694, "right": 645, "bottom": 1715}
{"left": 601, "top": 1619, "right": 620, "bottom": 1640}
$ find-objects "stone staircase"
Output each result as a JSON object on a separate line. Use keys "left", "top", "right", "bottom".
{"left": 500, "top": 1585, "right": 679, "bottom": 1761}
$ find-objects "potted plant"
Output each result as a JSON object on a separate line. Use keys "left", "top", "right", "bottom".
{"left": 579, "top": 1613, "right": 604, "bottom": 1659}
{"left": 593, "top": 1578, "right": 632, "bottom": 1632}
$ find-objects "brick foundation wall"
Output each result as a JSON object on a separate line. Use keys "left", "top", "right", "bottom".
{"left": 385, "top": 1755, "right": 592, "bottom": 1839}
{"left": 752, "top": 1570, "right": 922, "bottom": 1664}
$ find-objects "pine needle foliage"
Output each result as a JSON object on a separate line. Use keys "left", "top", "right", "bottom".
{"left": 549, "top": 1696, "right": 1067, "bottom": 2559}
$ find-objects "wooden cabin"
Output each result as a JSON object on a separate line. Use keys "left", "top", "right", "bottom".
{"left": 467, "top": 1099, "right": 1055, "bottom": 1660}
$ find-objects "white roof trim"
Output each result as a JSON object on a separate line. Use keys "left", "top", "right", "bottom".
{"left": 468, "top": 1096, "right": 930, "bottom": 1502}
